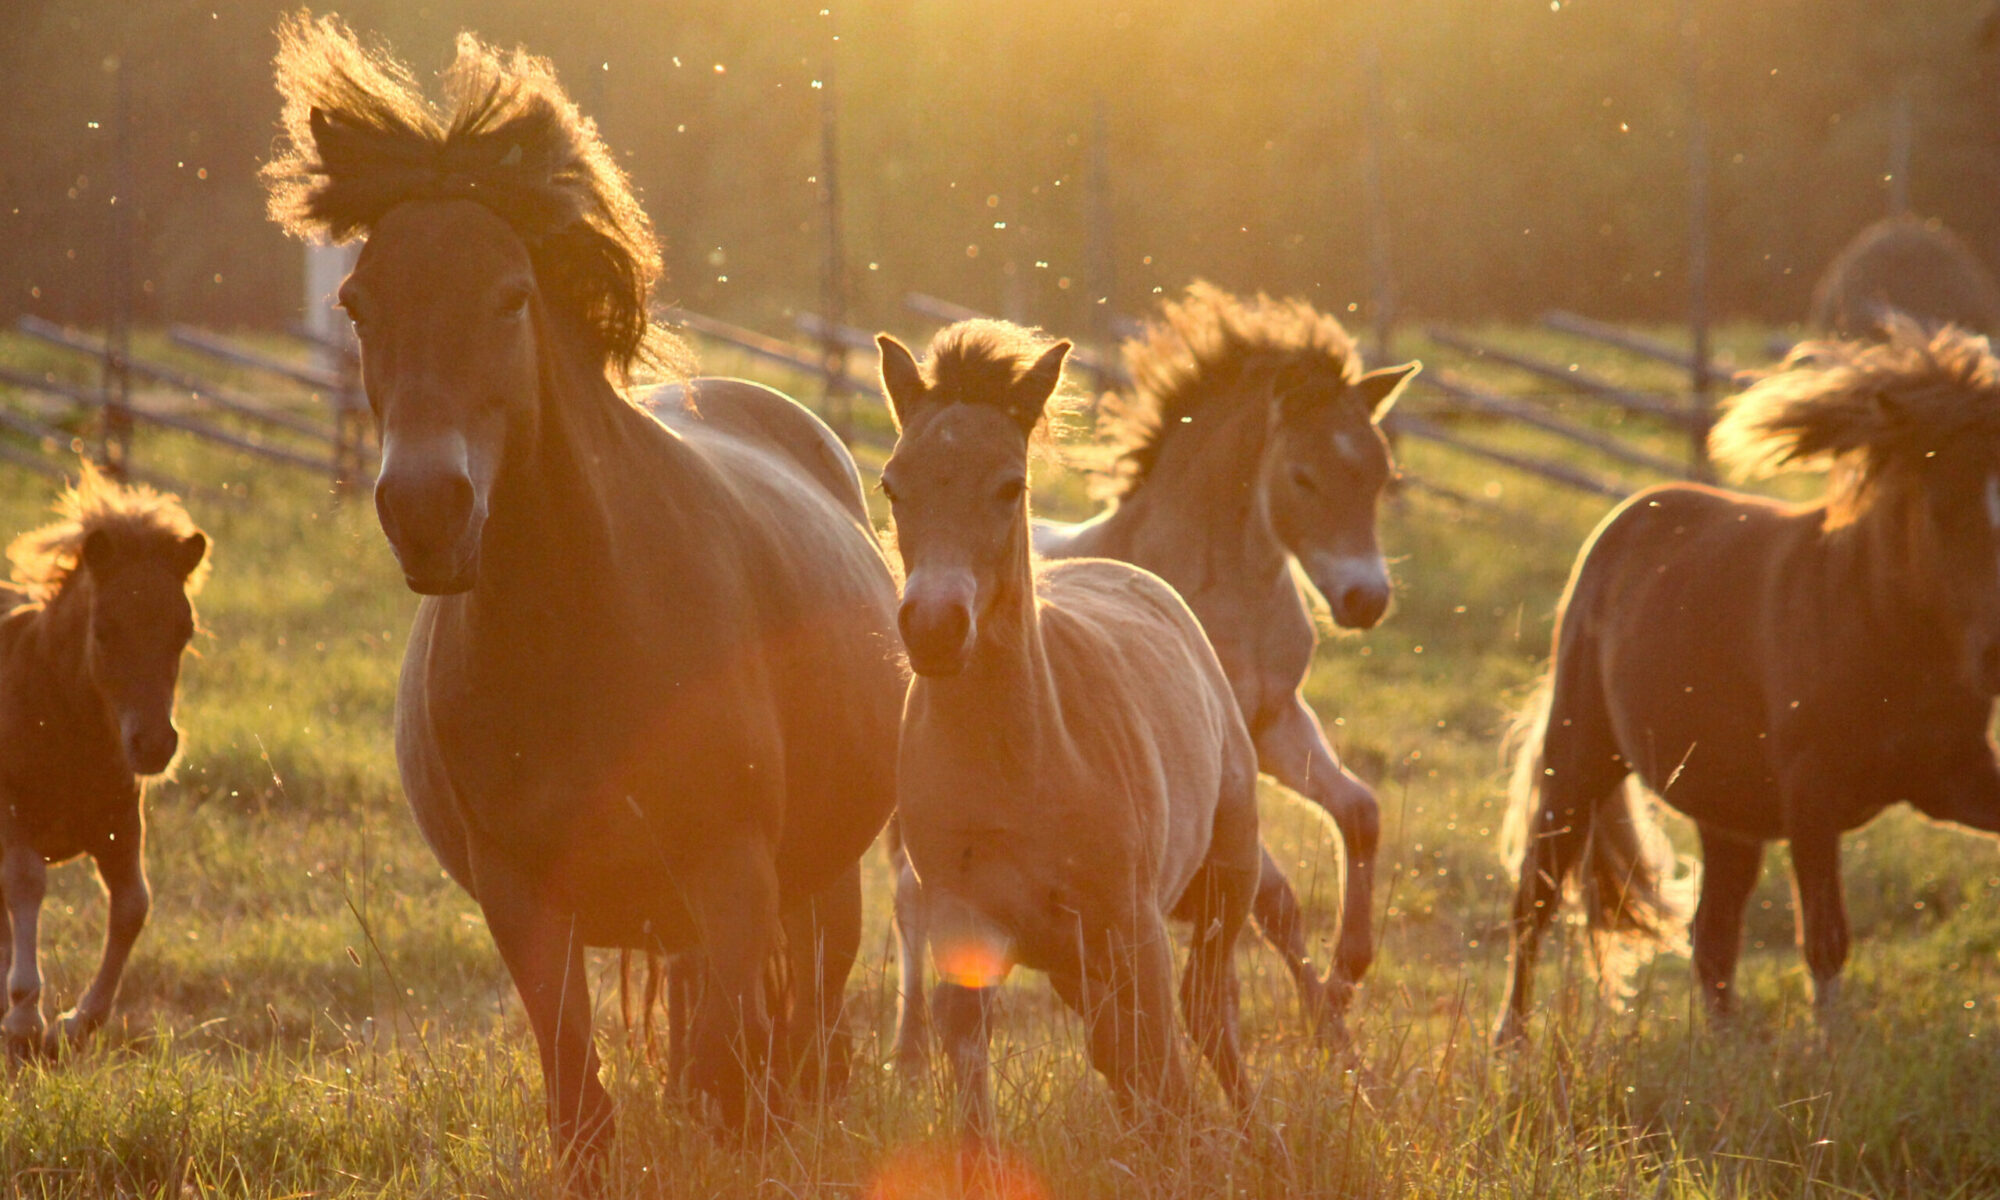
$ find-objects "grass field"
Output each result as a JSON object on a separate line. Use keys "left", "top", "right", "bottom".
{"left": 0, "top": 323, "right": 1998, "bottom": 1197}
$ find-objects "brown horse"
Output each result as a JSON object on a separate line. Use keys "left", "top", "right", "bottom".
{"left": 890, "top": 285, "right": 1416, "bottom": 1064}
{"left": 0, "top": 464, "right": 207, "bottom": 1060}
{"left": 264, "top": 15, "right": 902, "bottom": 1167}
{"left": 879, "top": 320, "right": 1262, "bottom": 1137}
{"left": 1498, "top": 319, "right": 2000, "bottom": 1043}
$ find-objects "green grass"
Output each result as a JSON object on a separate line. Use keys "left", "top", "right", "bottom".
{"left": 0, "top": 327, "right": 1996, "bottom": 1196}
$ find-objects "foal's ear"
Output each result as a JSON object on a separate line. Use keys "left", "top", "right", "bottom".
{"left": 172, "top": 532, "right": 209, "bottom": 580}
{"left": 81, "top": 528, "right": 115, "bottom": 575}
{"left": 1355, "top": 361, "right": 1422, "bottom": 420}
{"left": 1008, "top": 340, "right": 1072, "bottom": 429}
{"left": 877, "top": 334, "right": 924, "bottom": 431}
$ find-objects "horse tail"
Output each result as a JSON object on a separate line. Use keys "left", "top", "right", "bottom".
{"left": 1501, "top": 679, "right": 1692, "bottom": 1005}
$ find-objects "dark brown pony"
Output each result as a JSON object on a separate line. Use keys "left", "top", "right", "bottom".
{"left": 890, "top": 285, "right": 1414, "bottom": 1064}
{"left": 1498, "top": 319, "right": 2000, "bottom": 1043}
{"left": 0, "top": 464, "right": 207, "bottom": 1059}
{"left": 264, "top": 15, "right": 902, "bottom": 1170}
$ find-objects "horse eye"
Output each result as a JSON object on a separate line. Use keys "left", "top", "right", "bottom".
{"left": 996, "top": 478, "right": 1027, "bottom": 504}
{"left": 498, "top": 289, "right": 531, "bottom": 319}
{"left": 1290, "top": 467, "right": 1318, "bottom": 493}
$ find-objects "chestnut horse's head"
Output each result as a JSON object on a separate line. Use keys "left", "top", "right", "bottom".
{"left": 8, "top": 466, "right": 208, "bottom": 776}
{"left": 263, "top": 14, "right": 678, "bottom": 594}
{"left": 1260, "top": 357, "right": 1417, "bottom": 630}
{"left": 1714, "top": 318, "right": 2000, "bottom": 695}
{"left": 877, "top": 322, "right": 1071, "bottom": 678}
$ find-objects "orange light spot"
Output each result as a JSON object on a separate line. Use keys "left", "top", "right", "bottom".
{"left": 867, "top": 1141, "right": 1048, "bottom": 1200}
{"left": 933, "top": 936, "right": 1010, "bottom": 988}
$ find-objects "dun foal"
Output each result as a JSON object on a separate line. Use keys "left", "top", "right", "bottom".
{"left": 879, "top": 321, "right": 1261, "bottom": 1136}
{"left": 0, "top": 465, "right": 207, "bottom": 1059}
{"left": 891, "top": 286, "right": 1415, "bottom": 1061}
{"left": 1499, "top": 320, "right": 2000, "bottom": 1042}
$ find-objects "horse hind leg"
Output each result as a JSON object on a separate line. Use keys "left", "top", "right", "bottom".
{"left": 1176, "top": 860, "right": 1257, "bottom": 1115}
{"left": 1785, "top": 826, "right": 1850, "bottom": 1020}
{"left": 48, "top": 834, "right": 151, "bottom": 1056}
{"left": 777, "top": 861, "right": 863, "bottom": 1101}
{"left": 1495, "top": 679, "right": 1628, "bottom": 1046}
{"left": 1691, "top": 825, "right": 1763, "bottom": 1020}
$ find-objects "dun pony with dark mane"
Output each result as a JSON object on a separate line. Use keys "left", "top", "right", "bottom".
{"left": 890, "top": 284, "right": 1415, "bottom": 1066}
{"left": 0, "top": 465, "right": 207, "bottom": 1060}
{"left": 879, "top": 320, "right": 1262, "bottom": 1136}
{"left": 1498, "top": 319, "right": 2000, "bottom": 1043}
{"left": 264, "top": 14, "right": 902, "bottom": 1171}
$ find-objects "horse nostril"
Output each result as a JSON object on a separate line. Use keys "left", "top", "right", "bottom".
{"left": 899, "top": 600, "right": 970, "bottom": 656}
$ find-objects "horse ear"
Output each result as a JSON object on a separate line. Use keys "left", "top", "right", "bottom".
{"left": 173, "top": 532, "right": 208, "bottom": 580}
{"left": 877, "top": 334, "right": 923, "bottom": 431}
{"left": 1356, "top": 361, "right": 1422, "bottom": 420}
{"left": 81, "top": 528, "right": 115, "bottom": 575}
{"left": 1009, "top": 340, "right": 1071, "bottom": 428}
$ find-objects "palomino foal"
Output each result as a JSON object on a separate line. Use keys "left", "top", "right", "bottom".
{"left": 880, "top": 321, "right": 1262, "bottom": 1136}
{"left": 0, "top": 466, "right": 206, "bottom": 1059}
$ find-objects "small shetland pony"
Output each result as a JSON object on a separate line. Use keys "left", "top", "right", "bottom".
{"left": 878, "top": 321, "right": 1262, "bottom": 1137}
{"left": 1498, "top": 319, "right": 2000, "bottom": 1043}
{"left": 0, "top": 465, "right": 206, "bottom": 1059}
{"left": 889, "top": 287, "right": 1415, "bottom": 1062}
{"left": 264, "top": 15, "right": 902, "bottom": 1167}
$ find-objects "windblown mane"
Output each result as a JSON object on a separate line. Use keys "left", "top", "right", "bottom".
{"left": 1104, "top": 282, "right": 1366, "bottom": 496}
{"left": 262, "top": 12, "right": 685, "bottom": 380}
{"left": 1710, "top": 318, "right": 2000, "bottom": 527}
{"left": 7, "top": 463, "right": 209, "bottom": 604}
{"left": 918, "top": 319, "right": 1079, "bottom": 437}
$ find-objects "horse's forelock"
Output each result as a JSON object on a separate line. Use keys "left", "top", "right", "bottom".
{"left": 6, "top": 465, "right": 207, "bottom": 604}
{"left": 263, "top": 13, "right": 686, "bottom": 382}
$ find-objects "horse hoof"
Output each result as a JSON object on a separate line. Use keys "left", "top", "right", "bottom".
{"left": 1492, "top": 1013, "right": 1529, "bottom": 1049}
{"left": 41, "top": 1012, "right": 97, "bottom": 1060}
{"left": 887, "top": 1042, "right": 930, "bottom": 1082}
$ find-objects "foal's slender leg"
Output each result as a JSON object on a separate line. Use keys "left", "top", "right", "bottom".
{"left": 50, "top": 828, "right": 151, "bottom": 1053}
{"left": 1786, "top": 828, "right": 1850, "bottom": 1018}
{"left": 931, "top": 980, "right": 997, "bottom": 1142}
{"left": 1690, "top": 825, "right": 1763, "bottom": 1020}
{"left": 1056, "top": 919, "right": 1193, "bottom": 1128}
{"left": 888, "top": 829, "right": 933, "bottom": 1075}
{"left": 0, "top": 842, "right": 49, "bottom": 1060}
{"left": 1177, "top": 865, "right": 1256, "bottom": 1113}
{"left": 1253, "top": 696, "right": 1372, "bottom": 1033}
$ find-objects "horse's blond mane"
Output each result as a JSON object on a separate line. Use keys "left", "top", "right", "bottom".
{"left": 1710, "top": 318, "right": 2000, "bottom": 527}
{"left": 6, "top": 464, "right": 208, "bottom": 603}
{"left": 917, "top": 319, "right": 1083, "bottom": 439}
{"left": 262, "top": 11, "right": 686, "bottom": 380}
{"left": 1104, "top": 283, "right": 1365, "bottom": 497}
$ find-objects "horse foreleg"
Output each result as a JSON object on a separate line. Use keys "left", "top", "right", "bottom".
{"left": 1691, "top": 826, "right": 1763, "bottom": 1020}
{"left": 1786, "top": 827, "right": 1850, "bottom": 1019}
{"left": 1060, "top": 919, "right": 1193, "bottom": 1131}
{"left": 888, "top": 829, "right": 933, "bottom": 1076}
{"left": 684, "top": 841, "right": 781, "bottom": 1133}
{"left": 51, "top": 831, "right": 150, "bottom": 1054}
{"left": 1255, "top": 696, "right": 1373, "bottom": 1025}
{"left": 471, "top": 845, "right": 612, "bottom": 1182}
{"left": 931, "top": 980, "right": 997, "bottom": 1143}
{"left": 779, "top": 861, "right": 862, "bottom": 1100}
{"left": 0, "top": 843, "right": 48, "bottom": 1061}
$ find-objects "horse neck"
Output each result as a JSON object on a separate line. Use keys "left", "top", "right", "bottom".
{"left": 1824, "top": 496, "right": 1955, "bottom": 663}
{"left": 930, "top": 523, "right": 1063, "bottom": 750}
{"left": 474, "top": 331, "right": 687, "bottom": 621}
{"left": 15, "top": 580, "right": 109, "bottom": 734}
{"left": 1096, "top": 395, "right": 1287, "bottom": 582}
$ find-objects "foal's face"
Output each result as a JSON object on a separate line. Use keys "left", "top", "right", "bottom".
{"left": 881, "top": 404, "right": 1031, "bottom": 677}
{"left": 1923, "top": 450, "right": 2000, "bottom": 695}
{"left": 83, "top": 530, "right": 205, "bottom": 776}
{"left": 339, "top": 200, "right": 542, "bottom": 594}
{"left": 1262, "top": 363, "right": 1416, "bottom": 629}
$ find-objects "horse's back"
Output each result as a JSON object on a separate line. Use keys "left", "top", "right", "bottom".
{"left": 640, "top": 377, "right": 872, "bottom": 525}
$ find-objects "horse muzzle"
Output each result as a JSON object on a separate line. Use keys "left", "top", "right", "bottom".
{"left": 1306, "top": 553, "right": 1392, "bottom": 630}
{"left": 120, "top": 712, "right": 179, "bottom": 776}
{"left": 899, "top": 569, "right": 977, "bottom": 677}
{"left": 375, "top": 467, "right": 484, "bottom": 595}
